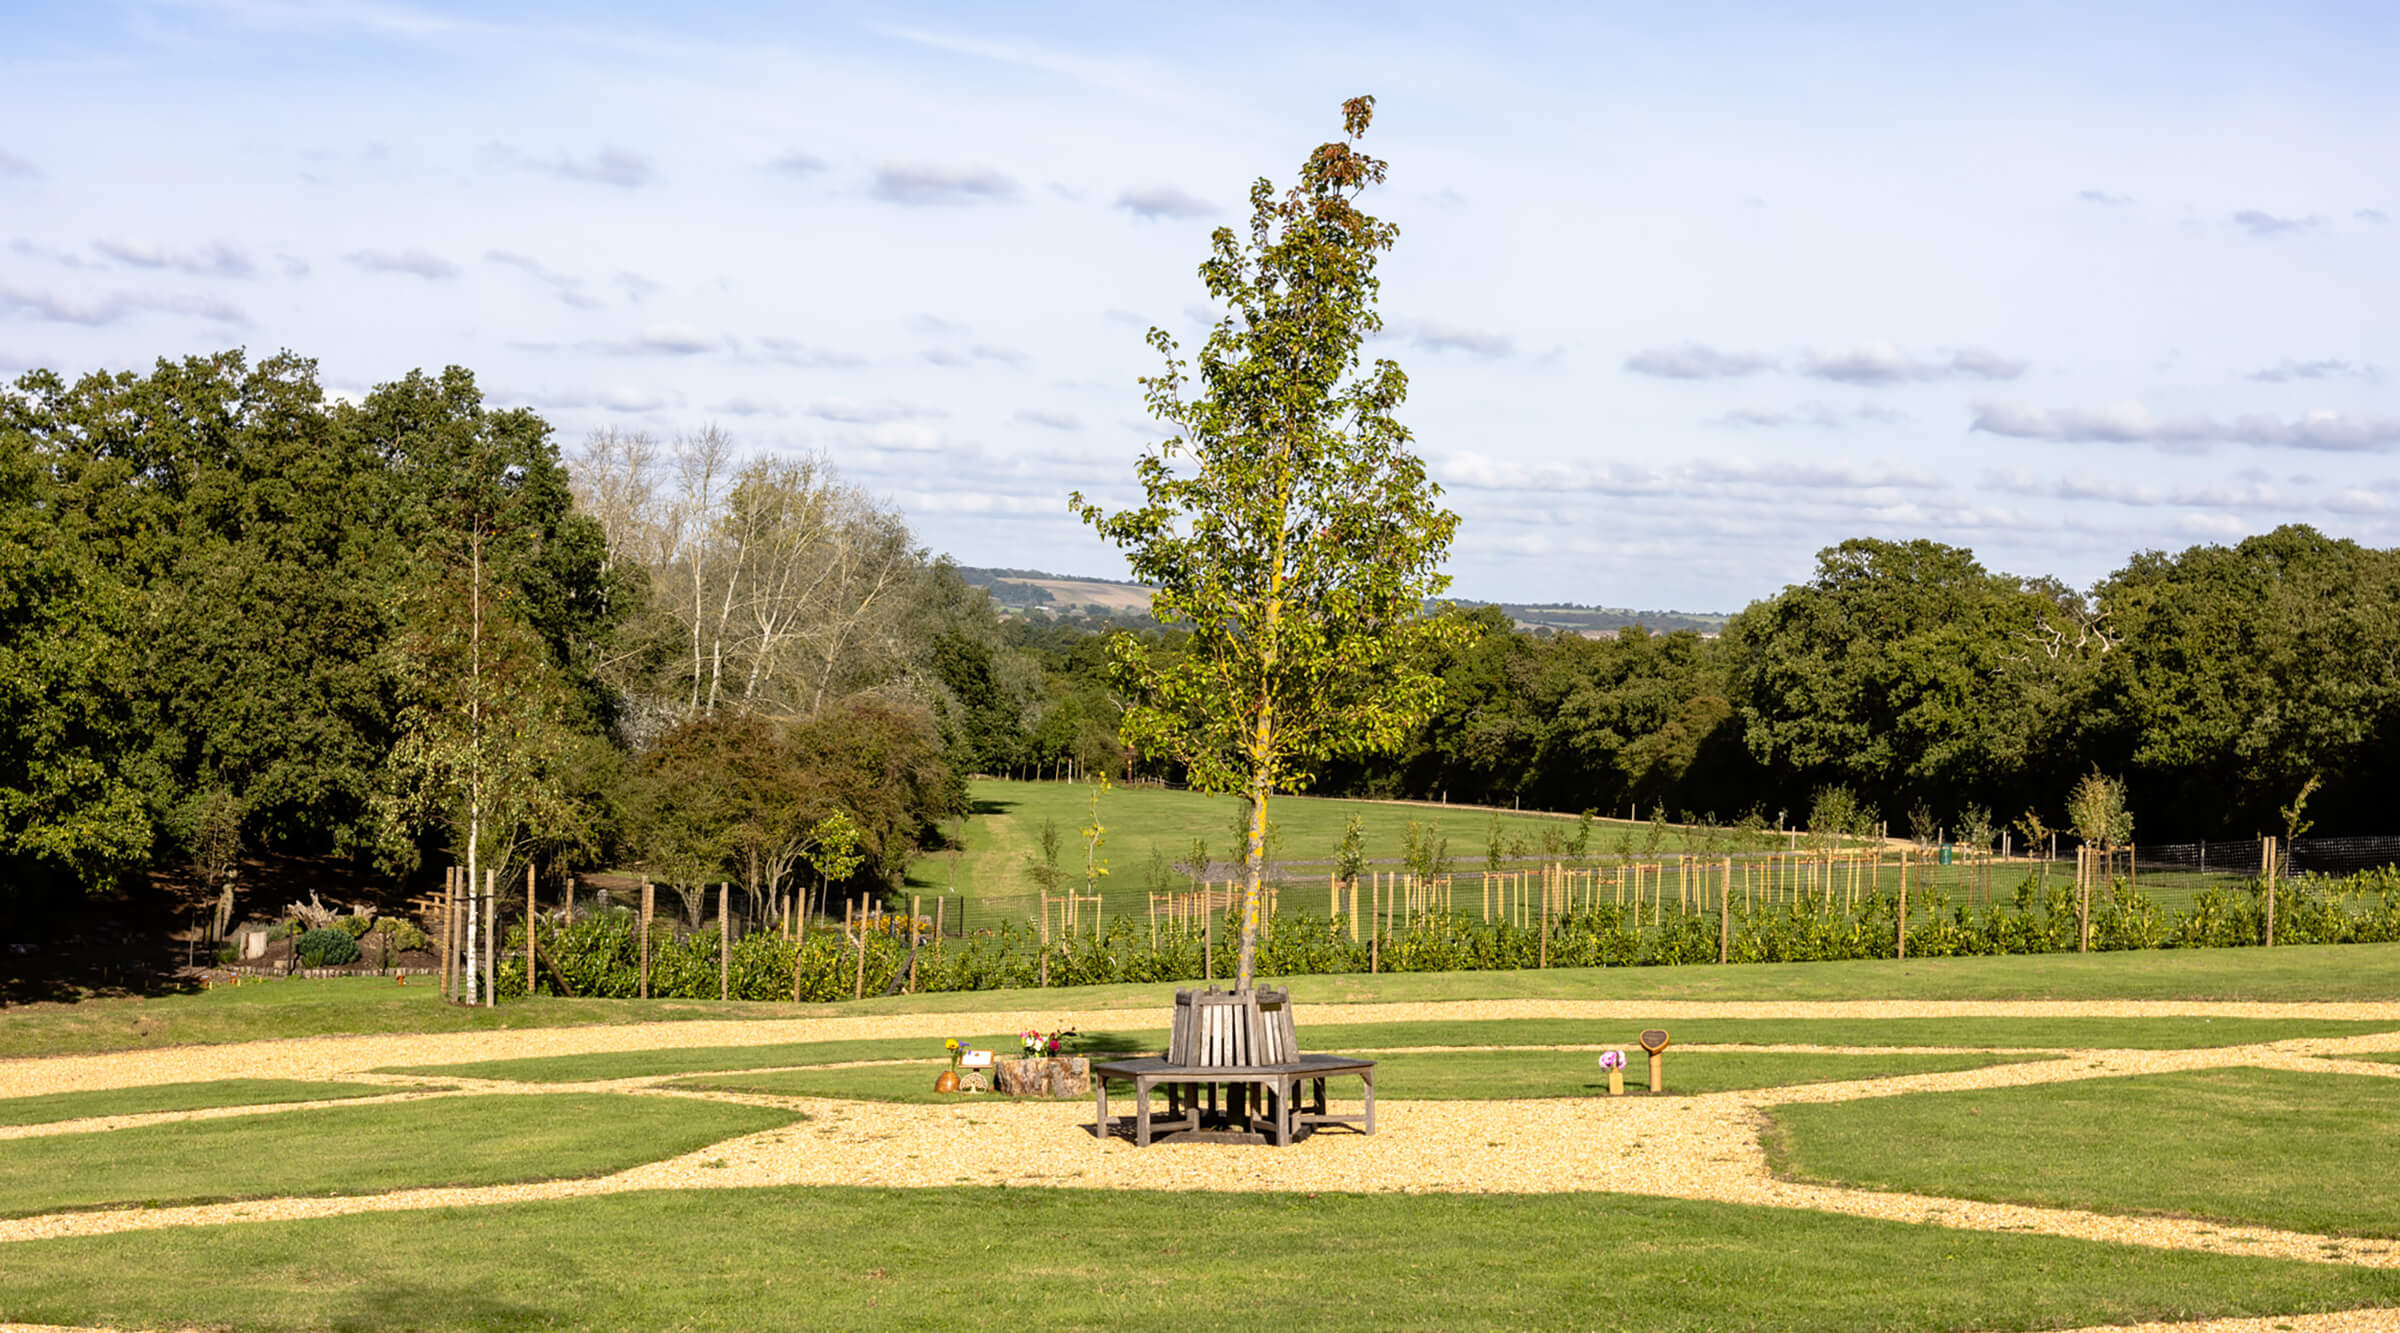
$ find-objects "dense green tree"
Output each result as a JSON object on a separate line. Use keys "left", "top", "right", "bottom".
{"left": 1725, "top": 538, "right": 2060, "bottom": 817}
{"left": 2094, "top": 525, "right": 2400, "bottom": 835}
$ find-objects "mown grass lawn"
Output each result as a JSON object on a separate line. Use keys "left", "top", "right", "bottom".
{"left": 3, "top": 1185, "right": 2396, "bottom": 1332}
{"left": 10, "top": 943, "right": 2396, "bottom": 1060}
{"left": 0, "top": 1093, "right": 796, "bottom": 1219}
{"left": 0, "top": 1078, "right": 400, "bottom": 1127}
{"left": 1766, "top": 1066, "right": 2400, "bottom": 1238}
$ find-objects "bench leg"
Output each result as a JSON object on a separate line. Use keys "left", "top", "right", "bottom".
{"left": 1096, "top": 1077, "right": 1111, "bottom": 1141}
{"left": 1362, "top": 1069, "right": 1376, "bottom": 1135}
{"left": 1137, "top": 1078, "right": 1153, "bottom": 1147}
{"left": 1313, "top": 1077, "right": 1327, "bottom": 1117}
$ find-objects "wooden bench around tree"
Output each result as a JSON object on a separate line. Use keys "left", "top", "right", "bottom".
{"left": 1092, "top": 986, "right": 1376, "bottom": 1146}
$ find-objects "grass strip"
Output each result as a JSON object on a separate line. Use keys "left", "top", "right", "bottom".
{"left": 3, "top": 1185, "right": 2397, "bottom": 1331}
{"left": 390, "top": 1015, "right": 2396, "bottom": 1084}
{"left": 0, "top": 1093, "right": 796, "bottom": 1219}
{"left": 678, "top": 1049, "right": 2056, "bottom": 1104}
{"left": 1766, "top": 1066, "right": 2400, "bottom": 1238}
{"left": 0, "top": 1079, "right": 401, "bottom": 1127}
{"left": 10, "top": 943, "right": 2395, "bottom": 1061}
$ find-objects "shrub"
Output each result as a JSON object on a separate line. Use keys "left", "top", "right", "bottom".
{"left": 374, "top": 918, "right": 434, "bottom": 953}
{"left": 337, "top": 914, "right": 377, "bottom": 939}
{"left": 295, "top": 927, "right": 361, "bottom": 968}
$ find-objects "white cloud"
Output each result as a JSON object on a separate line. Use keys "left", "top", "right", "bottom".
{"left": 601, "top": 386, "right": 667, "bottom": 412}
{"left": 490, "top": 145, "right": 656, "bottom": 188}
{"left": 1405, "top": 320, "right": 1512, "bottom": 358}
{"left": 92, "top": 237, "right": 255, "bottom": 278}
{"left": 486, "top": 250, "right": 597, "bottom": 308}
{"left": 1803, "top": 341, "right": 2025, "bottom": 385}
{"left": 0, "top": 281, "right": 245, "bottom": 326}
{"left": 1115, "top": 186, "right": 1213, "bottom": 220}
{"left": 1015, "top": 408, "right": 1080, "bottom": 430}
{"left": 2232, "top": 209, "right": 2320, "bottom": 238}
{"left": 2247, "top": 358, "right": 2378, "bottom": 384}
{"left": 0, "top": 149, "right": 37, "bottom": 178}
{"left": 638, "top": 321, "right": 715, "bottom": 354}
{"left": 2326, "top": 488, "right": 2387, "bottom": 514}
{"left": 807, "top": 398, "right": 945, "bottom": 424}
{"left": 862, "top": 421, "right": 944, "bottom": 451}
{"left": 1972, "top": 401, "right": 2400, "bottom": 453}
{"left": 1624, "top": 344, "right": 1773, "bottom": 380}
{"left": 709, "top": 396, "right": 785, "bottom": 417}
{"left": 345, "top": 248, "right": 457, "bottom": 279}
{"left": 870, "top": 163, "right": 1016, "bottom": 206}
{"left": 768, "top": 151, "right": 827, "bottom": 176}
{"left": 756, "top": 337, "right": 862, "bottom": 369}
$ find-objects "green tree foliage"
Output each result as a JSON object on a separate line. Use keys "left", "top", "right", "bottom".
{"left": 2095, "top": 525, "right": 2400, "bottom": 834}
{"left": 1727, "top": 538, "right": 2063, "bottom": 815}
{"left": 1074, "top": 97, "right": 1465, "bottom": 988}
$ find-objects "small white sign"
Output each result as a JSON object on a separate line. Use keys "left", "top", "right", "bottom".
{"left": 961, "top": 1049, "right": 994, "bottom": 1068}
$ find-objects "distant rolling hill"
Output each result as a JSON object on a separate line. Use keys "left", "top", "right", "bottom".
{"left": 953, "top": 566, "right": 1724, "bottom": 634}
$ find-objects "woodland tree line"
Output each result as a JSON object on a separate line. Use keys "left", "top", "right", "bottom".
{"left": 3, "top": 351, "right": 2395, "bottom": 932}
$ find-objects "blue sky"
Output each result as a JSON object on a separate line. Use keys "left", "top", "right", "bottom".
{"left": 4, "top": 1, "right": 2396, "bottom": 608}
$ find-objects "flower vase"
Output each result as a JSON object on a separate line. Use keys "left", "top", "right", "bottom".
{"left": 1608, "top": 1068, "right": 1624, "bottom": 1096}
{"left": 935, "top": 1068, "right": 960, "bottom": 1094}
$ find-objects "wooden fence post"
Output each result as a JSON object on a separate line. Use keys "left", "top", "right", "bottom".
{"left": 908, "top": 894, "right": 922, "bottom": 994}
{"left": 526, "top": 864, "right": 537, "bottom": 997}
{"left": 1205, "top": 887, "right": 1215, "bottom": 981}
{"left": 440, "top": 866, "right": 456, "bottom": 1001}
{"left": 639, "top": 880, "right": 653, "bottom": 999}
{"left": 855, "top": 897, "right": 870, "bottom": 999}
{"left": 718, "top": 883, "right": 731, "bottom": 1001}
{"left": 1895, "top": 852, "right": 1908, "bottom": 961}
{"left": 1538, "top": 871, "right": 1551, "bottom": 970}
{"left": 2263, "top": 836, "right": 2278, "bottom": 948}
{"left": 1718, "top": 857, "right": 1731, "bottom": 964}
{"left": 482, "top": 869, "right": 497, "bottom": 1007}
{"left": 2078, "top": 847, "right": 2092, "bottom": 954}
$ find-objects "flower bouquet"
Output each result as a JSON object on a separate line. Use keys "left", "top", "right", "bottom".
{"left": 1599, "top": 1049, "right": 1626, "bottom": 1096}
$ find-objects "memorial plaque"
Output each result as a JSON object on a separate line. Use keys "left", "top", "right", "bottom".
{"left": 961, "top": 1049, "right": 994, "bottom": 1068}
{"left": 1639, "top": 1029, "right": 1670, "bottom": 1054}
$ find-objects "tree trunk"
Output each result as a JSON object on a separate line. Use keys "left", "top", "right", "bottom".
{"left": 1236, "top": 777, "right": 1268, "bottom": 991}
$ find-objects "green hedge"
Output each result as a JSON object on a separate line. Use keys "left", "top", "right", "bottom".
{"left": 497, "top": 868, "right": 2400, "bottom": 1002}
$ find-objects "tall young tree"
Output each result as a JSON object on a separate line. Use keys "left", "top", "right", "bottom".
{"left": 1074, "top": 96, "right": 1463, "bottom": 990}
{"left": 366, "top": 370, "right": 613, "bottom": 1002}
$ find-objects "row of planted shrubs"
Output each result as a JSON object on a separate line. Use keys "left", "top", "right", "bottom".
{"left": 495, "top": 867, "right": 2400, "bottom": 1002}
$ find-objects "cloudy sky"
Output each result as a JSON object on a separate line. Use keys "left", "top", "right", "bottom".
{"left": 5, "top": 2, "right": 2396, "bottom": 609}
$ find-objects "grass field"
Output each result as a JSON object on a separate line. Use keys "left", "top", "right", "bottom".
{"left": 5, "top": 948, "right": 2398, "bottom": 1330}
{"left": 1766, "top": 1067, "right": 2400, "bottom": 1238}
{"left": 0, "top": 1094, "right": 796, "bottom": 1219}
{"left": 904, "top": 777, "right": 1746, "bottom": 904}
{"left": 3, "top": 1186, "right": 2396, "bottom": 1331}
{"left": 0, "top": 1078, "right": 401, "bottom": 1127}
{"left": 11, "top": 943, "right": 2399, "bottom": 1060}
